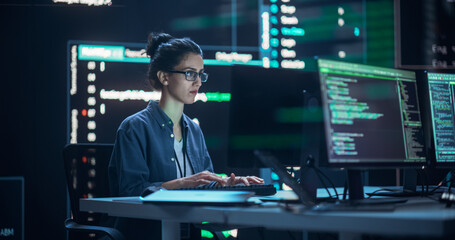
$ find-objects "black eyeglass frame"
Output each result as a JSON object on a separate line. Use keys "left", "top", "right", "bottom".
{"left": 168, "top": 70, "right": 208, "bottom": 82}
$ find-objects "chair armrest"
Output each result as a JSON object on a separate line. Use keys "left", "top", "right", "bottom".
{"left": 64, "top": 218, "right": 125, "bottom": 240}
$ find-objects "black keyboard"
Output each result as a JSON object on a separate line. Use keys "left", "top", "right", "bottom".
{"left": 178, "top": 184, "right": 277, "bottom": 196}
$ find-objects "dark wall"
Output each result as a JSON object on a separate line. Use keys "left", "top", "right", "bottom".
{"left": 1, "top": 3, "right": 121, "bottom": 239}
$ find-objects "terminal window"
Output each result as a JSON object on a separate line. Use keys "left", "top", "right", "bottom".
{"left": 428, "top": 72, "right": 455, "bottom": 163}
{"left": 318, "top": 59, "right": 426, "bottom": 165}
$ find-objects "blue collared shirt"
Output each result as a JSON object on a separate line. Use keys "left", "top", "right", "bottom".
{"left": 108, "top": 101, "right": 214, "bottom": 197}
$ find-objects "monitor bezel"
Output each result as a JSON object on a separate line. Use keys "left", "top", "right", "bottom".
{"left": 422, "top": 69, "right": 455, "bottom": 169}
{"left": 316, "top": 59, "right": 428, "bottom": 169}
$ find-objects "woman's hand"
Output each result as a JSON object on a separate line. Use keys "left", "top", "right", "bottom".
{"left": 162, "top": 171, "right": 223, "bottom": 189}
{"left": 218, "top": 173, "right": 264, "bottom": 186}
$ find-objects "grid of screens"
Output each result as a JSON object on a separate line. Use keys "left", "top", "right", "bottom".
{"left": 427, "top": 72, "right": 455, "bottom": 165}
{"left": 259, "top": 0, "right": 365, "bottom": 69}
{"left": 317, "top": 59, "right": 427, "bottom": 167}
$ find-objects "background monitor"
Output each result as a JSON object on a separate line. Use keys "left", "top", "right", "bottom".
{"left": 227, "top": 65, "right": 321, "bottom": 168}
{"left": 426, "top": 71, "right": 455, "bottom": 168}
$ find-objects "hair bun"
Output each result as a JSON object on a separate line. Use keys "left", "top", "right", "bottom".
{"left": 146, "top": 32, "right": 174, "bottom": 58}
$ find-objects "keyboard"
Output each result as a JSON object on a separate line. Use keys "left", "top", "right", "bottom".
{"left": 178, "top": 184, "right": 277, "bottom": 196}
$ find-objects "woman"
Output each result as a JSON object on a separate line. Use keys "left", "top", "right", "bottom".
{"left": 108, "top": 32, "right": 263, "bottom": 239}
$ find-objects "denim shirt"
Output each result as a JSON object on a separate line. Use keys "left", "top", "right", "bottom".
{"left": 108, "top": 101, "right": 214, "bottom": 197}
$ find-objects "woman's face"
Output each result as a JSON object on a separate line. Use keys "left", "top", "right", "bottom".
{"left": 165, "top": 53, "right": 204, "bottom": 105}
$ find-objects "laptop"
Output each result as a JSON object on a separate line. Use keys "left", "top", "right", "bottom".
{"left": 253, "top": 150, "right": 316, "bottom": 207}
{"left": 140, "top": 189, "right": 255, "bottom": 206}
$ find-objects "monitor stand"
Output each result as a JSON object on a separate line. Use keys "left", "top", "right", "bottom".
{"left": 346, "top": 170, "right": 408, "bottom": 205}
{"left": 368, "top": 169, "right": 422, "bottom": 197}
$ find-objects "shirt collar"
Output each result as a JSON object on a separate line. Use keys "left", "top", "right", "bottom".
{"left": 147, "top": 101, "right": 189, "bottom": 130}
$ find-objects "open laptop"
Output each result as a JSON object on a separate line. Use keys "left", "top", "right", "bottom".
{"left": 254, "top": 150, "right": 316, "bottom": 207}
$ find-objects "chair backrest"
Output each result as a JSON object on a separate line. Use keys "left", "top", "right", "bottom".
{"left": 63, "top": 143, "right": 113, "bottom": 224}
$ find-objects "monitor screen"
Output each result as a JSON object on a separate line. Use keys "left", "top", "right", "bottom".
{"left": 427, "top": 72, "right": 455, "bottom": 166}
{"left": 227, "top": 65, "right": 320, "bottom": 168}
{"left": 67, "top": 42, "right": 150, "bottom": 144}
{"left": 317, "top": 59, "right": 427, "bottom": 168}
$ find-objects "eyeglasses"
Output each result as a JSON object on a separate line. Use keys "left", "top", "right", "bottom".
{"left": 168, "top": 70, "right": 208, "bottom": 82}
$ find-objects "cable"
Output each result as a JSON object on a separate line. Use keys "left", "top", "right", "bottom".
{"left": 299, "top": 155, "right": 332, "bottom": 199}
{"left": 423, "top": 169, "right": 430, "bottom": 194}
{"left": 299, "top": 166, "right": 334, "bottom": 200}
{"left": 313, "top": 168, "right": 333, "bottom": 199}
{"left": 448, "top": 170, "right": 454, "bottom": 193}
{"left": 429, "top": 169, "right": 455, "bottom": 194}
{"left": 417, "top": 169, "right": 426, "bottom": 196}
{"left": 314, "top": 167, "right": 340, "bottom": 199}
{"left": 342, "top": 179, "right": 348, "bottom": 200}
{"left": 420, "top": 168, "right": 430, "bottom": 195}
{"left": 366, "top": 187, "right": 419, "bottom": 198}
{"left": 429, "top": 184, "right": 442, "bottom": 194}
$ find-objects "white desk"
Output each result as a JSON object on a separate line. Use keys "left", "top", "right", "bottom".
{"left": 80, "top": 194, "right": 455, "bottom": 240}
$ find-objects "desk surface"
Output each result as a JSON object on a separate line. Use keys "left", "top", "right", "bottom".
{"left": 80, "top": 193, "right": 455, "bottom": 238}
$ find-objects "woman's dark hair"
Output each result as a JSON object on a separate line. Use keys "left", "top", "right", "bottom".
{"left": 146, "top": 32, "right": 203, "bottom": 90}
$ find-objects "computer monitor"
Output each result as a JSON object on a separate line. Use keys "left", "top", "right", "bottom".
{"left": 227, "top": 65, "right": 321, "bottom": 168}
{"left": 317, "top": 59, "right": 427, "bottom": 201}
{"left": 426, "top": 71, "right": 455, "bottom": 168}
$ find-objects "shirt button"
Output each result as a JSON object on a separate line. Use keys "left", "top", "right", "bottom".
{"left": 170, "top": 134, "right": 174, "bottom": 138}
{"left": 161, "top": 123, "right": 165, "bottom": 127}
{"left": 171, "top": 158, "right": 175, "bottom": 161}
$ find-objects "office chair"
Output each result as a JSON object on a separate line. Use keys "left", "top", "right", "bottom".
{"left": 63, "top": 143, "right": 125, "bottom": 240}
